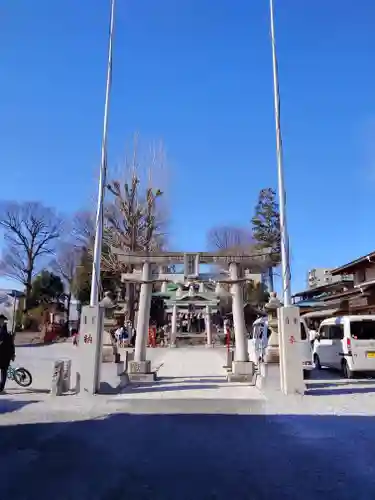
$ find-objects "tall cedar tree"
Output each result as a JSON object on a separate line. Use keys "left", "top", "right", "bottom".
{"left": 251, "top": 188, "right": 281, "bottom": 292}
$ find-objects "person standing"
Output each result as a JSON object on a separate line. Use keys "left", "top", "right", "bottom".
{"left": 0, "top": 314, "right": 15, "bottom": 393}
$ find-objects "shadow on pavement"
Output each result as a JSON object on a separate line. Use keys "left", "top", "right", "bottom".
{"left": 124, "top": 383, "right": 220, "bottom": 394}
{"left": 1, "top": 413, "right": 375, "bottom": 499}
{"left": 156, "top": 377, "right": 226, "bottom": 385}
{"left": 159, "top": 376, "right": 226, "bottom": 382}
{"left": 7, "top": 387, "right": 51, "bottom": 396}
{"left": 0, "top": 398, "right": 39, "bottom": 415}
{"left": 308, "top": 386, "right": 375, "bottom": 396}
{"left": 15, "top": 343, "right": 46, "bottom": 348}
{"left": 307, "top": 380, "right": 375, "bottom": 389}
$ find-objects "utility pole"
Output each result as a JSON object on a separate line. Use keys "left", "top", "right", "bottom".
{"left": 90, "top": 0, "right": 116, "bottom": 306}
{"left": 269, "top": 0, "right": 291, "bottom": 306}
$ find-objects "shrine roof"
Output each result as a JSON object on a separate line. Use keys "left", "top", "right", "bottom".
{"left": 164, "top": 291, "right": 219, "bottom": 303}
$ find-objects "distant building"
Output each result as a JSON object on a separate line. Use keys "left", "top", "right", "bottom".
{"left": 307, "top": 268, "right": 352, "bottom": 289}
{"left": 0, "top": 289, "right": 23, "bottom": 332}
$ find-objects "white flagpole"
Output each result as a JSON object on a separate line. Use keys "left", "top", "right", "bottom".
{"left": 90, "top": 0, "right": 116, "bottom": 306}
{"left": 269, "top": 0, "right": 292, "bottom": 306}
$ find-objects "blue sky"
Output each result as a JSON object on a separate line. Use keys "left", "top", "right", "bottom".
{"left": 1, "top": 0, "right": 375, "bottom": 293}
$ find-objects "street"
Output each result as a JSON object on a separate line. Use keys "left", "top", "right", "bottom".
{"left": 1, "top": 409, "right": 375, "bottom": 499}
{"left": 1, "top": 345, "right": 375, "bottom": 499}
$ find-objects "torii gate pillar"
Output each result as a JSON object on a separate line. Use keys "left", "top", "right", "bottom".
{"left": 128, "top": 262, "right": 156, "bottom": 381}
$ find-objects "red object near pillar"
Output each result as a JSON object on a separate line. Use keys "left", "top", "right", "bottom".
{"left": 148, "top": 326, "right": 157, "bottom": 347}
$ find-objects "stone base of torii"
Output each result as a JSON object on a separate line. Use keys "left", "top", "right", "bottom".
{"left": 113, "top": 249, "right": 272, "bottom": 383}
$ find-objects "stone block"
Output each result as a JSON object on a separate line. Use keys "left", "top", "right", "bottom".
{"left": 227, "top": 360, "right": 255, "bottom": 383}
{"left": 50, "top": 360, "right": 63, "bottom": 396}
{"left": 75, "top": 371, "right": 81, "bottom": 394}
{"left": 128, "top": 360, "right": 152, "bottom": 374}
{"left": 128, "top": 359, "right": 156, "bottom": 382}
{"left": 102, "top": 346, "right": 115, "bottom": 363}
{"left": 61, "top": 359, "right": 72, "bottom": 393}
{"left": 232, "top": 360, "right": 254, "bottom": 375}
{"left": 264, "top": 346, "right": 279, "bottom": 364}
{"left": 128, "top": 372, "right": 156, "bottom": 382}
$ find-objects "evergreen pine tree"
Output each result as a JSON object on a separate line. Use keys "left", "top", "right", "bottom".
{"left": 251, "top": 188, "right": 281, "bottom": 292}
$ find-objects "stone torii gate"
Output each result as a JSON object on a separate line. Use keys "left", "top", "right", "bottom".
{"left": 112, "top": 248, "right": 272, "bottom": 382}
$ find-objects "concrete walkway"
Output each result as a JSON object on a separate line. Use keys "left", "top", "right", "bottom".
{"left": 116, "top": 347, "right": 263, "bottom": 401}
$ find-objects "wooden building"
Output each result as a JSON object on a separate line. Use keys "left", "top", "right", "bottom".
{"left": 328, "top": 251, "right": 375, "bottom": 314}
{"left": 292, "top": 279, "right": 354, "bottom": 313}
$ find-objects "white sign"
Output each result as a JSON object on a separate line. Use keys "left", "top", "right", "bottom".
{"left": 278, "top": 306, "right": 305, "bottom": 395}
{"left": 78, "top": 305, "right": 104, "bottom": 394}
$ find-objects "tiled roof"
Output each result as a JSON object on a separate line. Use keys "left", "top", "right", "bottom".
{"left": 331, "top": 250, "right": 375, "bottom": 274}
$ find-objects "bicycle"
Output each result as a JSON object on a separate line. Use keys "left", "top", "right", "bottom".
{"left": 7, "top": 365, "right": 33, "bottom": 387}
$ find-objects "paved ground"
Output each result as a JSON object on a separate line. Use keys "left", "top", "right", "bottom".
{"left": 14, "top": 331, "right": 44, "bottom": 346}
{"left": 116, "top": 347, "right": 263, "bottom": 401}
{"left": 2, "top": 344, "right": 375, "bottom": 499}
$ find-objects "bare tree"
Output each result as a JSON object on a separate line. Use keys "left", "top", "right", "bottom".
{"left": 69, "top": 137, "right": 169, "bottom": 322}
{"left": 103, "top": 138, "right": 168, "bottom": 322}
{"left": 207, "top": 225, "right": 254, "bottom": 254}
{"left": 0, "top": 202, "right": 63, "bottom": 311}
{"left": 103, "top": 175, "right": 166, "bottom": 323}
{"left": 71, "top": 210, "right": 95, "bottom": 248}
{"left": 52, "top": 243, "right": 83, "bottom": 324}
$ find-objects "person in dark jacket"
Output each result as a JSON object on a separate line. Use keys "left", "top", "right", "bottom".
{"left": 0, "top": 314, "right": 15, "bottom": 393}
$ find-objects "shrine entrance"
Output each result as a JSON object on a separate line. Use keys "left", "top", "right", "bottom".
{"left": 112, "top": 249, "right": 272, "bottom": 382}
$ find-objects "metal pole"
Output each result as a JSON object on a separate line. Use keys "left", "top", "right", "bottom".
{"left": 269, "top": 0, "right": 291, "bottom": 306}
{"left": 90, "top": 0, "right": 116, "bottom": 306}
{"left": 11, "top": 291, "right": 17, "bottom": 335}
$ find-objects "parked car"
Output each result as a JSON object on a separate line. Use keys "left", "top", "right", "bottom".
{"left": 248, "top": 316, "right": 314, "bottom": 377}
{"left": 313, "top": 315, "right": 375, "bottom": 378}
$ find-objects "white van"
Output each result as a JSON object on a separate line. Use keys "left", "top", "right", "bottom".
{"left": 248, "top": 316, "right": 314, "bottom": 377}
{"left": 314, "top": 315, "right": 375, "bottom": 378}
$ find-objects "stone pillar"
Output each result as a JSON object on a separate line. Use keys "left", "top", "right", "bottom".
{"left": 228, "top": 262, "right": 254, "bottom": 382}
{"left": 170, "top": 304, "right": 177, "bottom": 347}
{"left": 229, "top": 262, "right": 248, "bottom": 362}
{"left": 128, "top": 262, "right": 155, "bottom": 381}
{"left": 161, "top": 281, "right": 168, "bottom": 294}
{"left": 134, "top": 262, "right": 152, "bottom": 363}
{"left": 199, "top": 282, "right": 205, "bottom": 293}
{"left": 264, "top": 292, "right": 281, "bottom": 363}
{"left": 205, "top": 305, "right": 212, "bottom": 347}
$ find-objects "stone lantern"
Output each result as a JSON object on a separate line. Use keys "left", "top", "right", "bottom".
{"left": 99, "top": 291, "right": 118, "bottom": 362}
{"left": 100, "top": 290, "right": 116, "bottom": 310}
{"left": 264, "top": 291, "right": 282, "bottom": 363}
{"left": 176, "top": 284, "right": 183, "bottom": 299}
